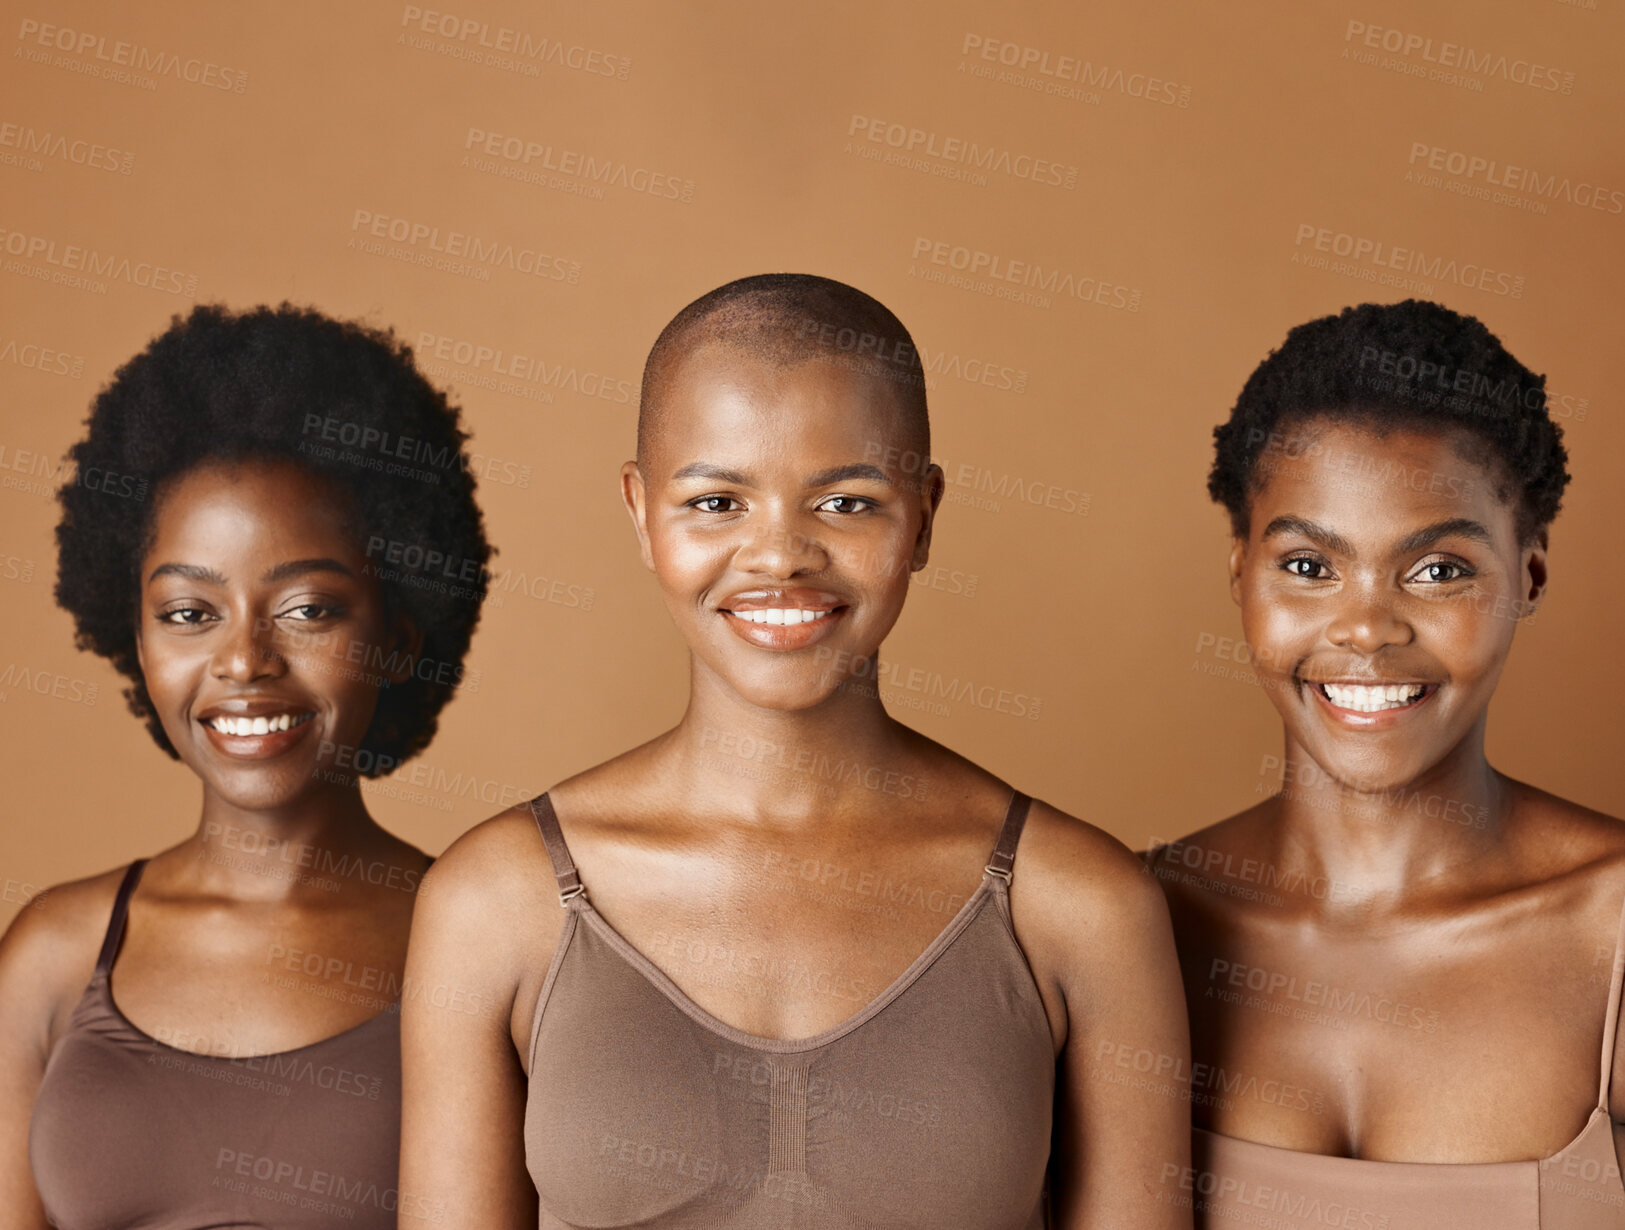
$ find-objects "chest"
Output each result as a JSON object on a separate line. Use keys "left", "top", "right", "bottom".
{"left": 31, "top": 991, "right": 405, "bottom": 1230}
{"left": 1181, "top": 920, "right": 1613, "bottom": 1160}
{"left": 569, "top": 851, "right": 991, "bottom": 1041}
{"left": 524, "top": 904, "right": 1054, "bottom": 1230}
{"left": 104, "top": 899, "right": 412, "bottom": 1057}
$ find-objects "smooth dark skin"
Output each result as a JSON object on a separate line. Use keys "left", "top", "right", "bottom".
{"left": 1157, "top": 419, "right": 1625, "bottom": 1163}
{"left": 401, "top": 344, "right": 1192, "bottom": 1229}
{"left": 0, "top": 460, "right": 432, "bottom": 1229}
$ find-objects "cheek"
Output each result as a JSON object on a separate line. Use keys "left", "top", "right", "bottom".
{"left": 841, "top": 524, "right": 913, "bottom": 592}
{"left": 307, "top": 638, "right": 368, "bottom": 697}
{"left": 1238, "top": 579, "right": 1315, "bottom": 669}
{"left": 1417, "top": 602, "right": 1513, "bottom": 684}
{"left": 139, "top": 637, "right": 201, "bottom": 703}
{"left": 650, "top": 527, "right": 726, "bottom": 594}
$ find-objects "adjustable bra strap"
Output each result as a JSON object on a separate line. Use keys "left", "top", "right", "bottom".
{"left": 527, "top": 793, "right": 585, "bottom": 905}
{"left": 94, "top": 859, "right": 148, "bottom": 975}
{"left": 984, "top": 791, "right": 1032, "bottom": 885}
{"left": 1597, "top": 889, "right": 1625, "bottom": 1109}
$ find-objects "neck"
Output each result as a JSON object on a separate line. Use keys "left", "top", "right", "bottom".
{"left": 663, "top": 653, "right": 922, "bottom": 826}
{"left": 1269, "top": 716, "right": 1510, "bottom": 913}
{"left": 183, "top": 779, "right": 395, "bottom": 899}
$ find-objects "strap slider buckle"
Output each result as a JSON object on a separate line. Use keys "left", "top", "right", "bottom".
{"left": 559, "top": 883, "right": 586, "bottom": 906}
{"left": 983, "top": 863, "right": 1012, "bottom": 885}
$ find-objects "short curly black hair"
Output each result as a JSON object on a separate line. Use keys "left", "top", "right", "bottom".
{"left": 1209, "top": 299, "right": 1569, "bottom": 543}
{"left": 55, "top": 302, "right": 493, "bottom": 774}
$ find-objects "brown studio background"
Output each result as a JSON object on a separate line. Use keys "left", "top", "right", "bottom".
{"left": 1, "top": 1, "right": 1621, "bottom": 928}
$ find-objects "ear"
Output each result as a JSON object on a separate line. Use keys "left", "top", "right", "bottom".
{"left": 909, "top": 463, "right": 947, "bottom": 572}
{"left": 1227, "top": 537, "right": 1247, "bottom": 606}
{"left": 135, "top": 624, "right": 146, "bottom": 675}
{"left": 620, "top": 460, "right": 655, "bottom": 572}
{"left": 1519, "top": 527, "right": 1549, "bottom": 619}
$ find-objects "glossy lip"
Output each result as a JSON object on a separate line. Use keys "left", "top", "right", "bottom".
{"left": 195, "top": 700, "right": 318, "bottom": 761}
{"left": 1303, "top": 678, "right": 1440, "bottom": 731}
{"left": 717, "top": 587, "right": 848, "bottom": 653}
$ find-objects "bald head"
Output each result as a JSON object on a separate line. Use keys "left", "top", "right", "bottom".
{"left": 637, "top": 274, "right": 929, "bottom": 464}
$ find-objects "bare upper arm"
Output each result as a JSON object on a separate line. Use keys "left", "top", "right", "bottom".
{"left": 1010, "top": 801, "right": 1193, "bottom": 1230}
{"left": 399, "top": 805, "right": 563, "bottom": 1229}
{"left": 0, "top": 869, "right": 126, "bottom": 1230}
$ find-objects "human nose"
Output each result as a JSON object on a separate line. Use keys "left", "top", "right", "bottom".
{"left": 731, "top": 508, "right": 829, "bottom": 578}
{"left": 211, "top": 613, "right": 288, "bottom": 683}
{"left": 1324, "top": 581, "right": 1414, "bottom": 653}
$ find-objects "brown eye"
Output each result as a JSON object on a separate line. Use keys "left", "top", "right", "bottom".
{"left": 1413, "top": 561, "right": 1470, "bottom": 584}
{"left": 690, "top": 496, "right": 742, "bottom": 513}
{"left": 158, "top": 606, "right": 213, "bottom": 625}
{"left": 280, "top": 604, "right": 340, "bottom": 621}
{"left": 817, "top": 495, "right": 873, "bottom": 515}
{"left": 1282, "top": 557, "right": 1328, "bottom": 580}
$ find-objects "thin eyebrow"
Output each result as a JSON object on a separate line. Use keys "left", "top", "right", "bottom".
{"left": 262, "top": 558, "right": 357, "bottom": 583}
{"left": 148, "top": 559, "right": 358, "bottom": 586}
{"left": 671, "top": 462, "right": 751, "bottom": 484}
{"left": 668, "top": 462, "right": 893, "bottom": 488}
{"left": 1395, "top": 518, "right": 1492, "bottom": 554}
{"left": 805, "top": 463, "right": 891, "bottom": 487}
{"left": 147, "top": 562, "right": 227, "bottom": 585}
{"left": 1260, "top": 516, "right": 1356, "bottom": 557}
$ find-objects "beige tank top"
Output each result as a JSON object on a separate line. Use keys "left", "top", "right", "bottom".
{"left": 521, "top": 790, "right": 1056, "bottom": 1228}
{"left": 1172, "top": 896, "right": 1625, "bottom": 1229}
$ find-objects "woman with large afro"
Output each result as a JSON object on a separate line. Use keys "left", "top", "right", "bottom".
{"left": 0, "top": 303, "right": 491, "bottom": 1229}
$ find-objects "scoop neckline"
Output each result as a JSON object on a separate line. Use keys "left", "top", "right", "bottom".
{"left": 1193, "top": 1105, "right": 1610, "bottom": 1171}
{"left": 570, "top": 874, "right": 1003, "bottom": 1054}
{"left": 97, "top": 968, "right": 398, "bottom": 1062}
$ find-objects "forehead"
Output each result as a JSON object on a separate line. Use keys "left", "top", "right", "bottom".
{"left": 146, "top": 459, "right": 362, "bottom": 562}
{"left": 649, "top": 343, "right": 913, "bottom": 474}
{"left": 1248, "top": 420, "right": 1516, "bottom": 540}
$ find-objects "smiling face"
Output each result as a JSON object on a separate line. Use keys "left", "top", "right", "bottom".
{"left": 137, "top": 458, "right": 414, "bottom": 812}
{"left": 1232, "top": 418, "right": 1547, "bottom": 793}
{"left": 624, "top": 343, "right": 942, "bottom": 711}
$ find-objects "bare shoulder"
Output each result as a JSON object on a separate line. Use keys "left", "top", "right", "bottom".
{"left": 0, "top": 864, "right": 133, "bottom": 1052}
{"left": 1514, "top": 778, "right": 1625, "bottom": 850}
{"left": 1, "top": 864, "right": 129, "bottom": 967}
{"left": 1136, "top": 799, "right": 1276, "bottom": 915}
{"left": 1139, "top": 798, "right": 1273, "bottom": 865}
{"left": 418, "top": 802, "right": 559, "bottom": 932}
{"left": 1504, "top": 779, "right": 1625, "bottom": 912}
{"left": 407, "top": 802, "right": 570, "bottom": 1048}
{"left": 1012, "top": 798, "right": 1175, "bottom": 954}
{"left": 542, "top": 741, "right": 674, "bottom": 830}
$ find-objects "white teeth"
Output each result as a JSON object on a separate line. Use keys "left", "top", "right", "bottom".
{"left": 731, "top": 608, "right": 833, "bottom": 626}
{"left": 208, "top": 713, "right": 306, "bottom": 736}
{"left": 1319, "top": 683, "right": 1428, "bottom": 713}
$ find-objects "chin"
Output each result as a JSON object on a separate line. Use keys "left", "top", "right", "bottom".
{"left": 734, "top": 686, "right": 836, "bottom": 713}
{"left": 724, "top": 670, "right": 848, "bottom": 713}
{"left": 1297, "top": 747, "right": 1439, "bottom": 800}
{"left": 206, "top": 773, "right": 319, "bottom": 813}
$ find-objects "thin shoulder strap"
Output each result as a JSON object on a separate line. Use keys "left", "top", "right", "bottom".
{"left": 94, "top": 859, "right": 148, "bottom": 975}
{"left": 527, "top": 793, "right": 585, "bottom": 905}
{"left": 984, "top": 791, "right": 1032, "bottom": 886}
{"left": 1597, "top": 889, "right": 1625, "bottom": 1109}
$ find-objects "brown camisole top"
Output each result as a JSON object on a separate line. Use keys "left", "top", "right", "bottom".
{"left": 28, "top": 859, "right": 409, "bottom": 1230}
{"left": 1174, "top": 896, "right": 1625, "bottom": 1229}
{"left": 522, "top": 790, "right": 1056, "bottom": 1229}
